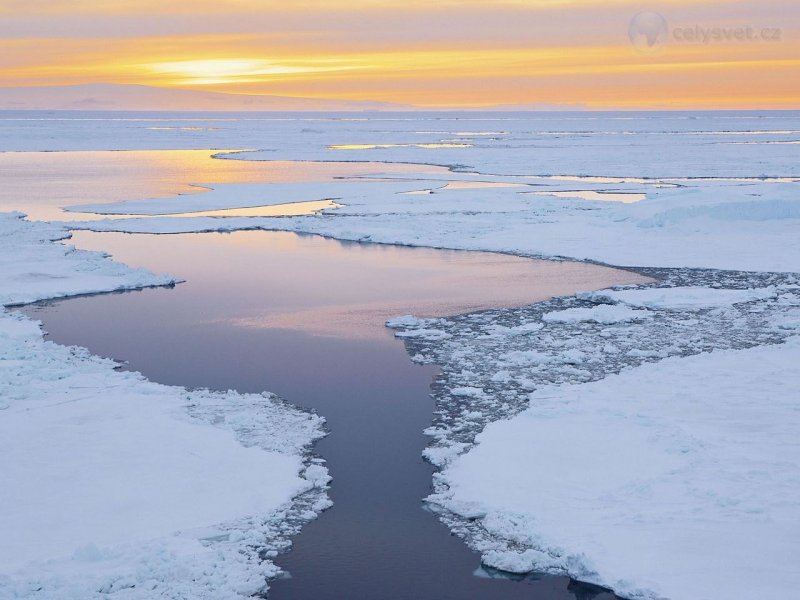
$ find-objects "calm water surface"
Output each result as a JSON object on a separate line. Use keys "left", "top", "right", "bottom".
{"left": 0, "top": 150, "right": 444, "bottom": 221}
{"left": 24, "top": 230, "right": 642, "bottom": 600}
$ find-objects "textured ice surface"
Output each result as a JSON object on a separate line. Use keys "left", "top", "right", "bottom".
{"left": 69, "top": 169, "right": 800, "bottom": 272}
{"left": 442, "top": 336, "right": 800, "bottom": 600}
{"left": 0, "top": 214, "right": 327, "bottom": 599}
{"left": 7, "top": 112, "right": 795, "bottom": 272}
{"left": 3, "top": 110, "right": 799, "bottom": 178}
{"left": 0, "top": 213, "right": 176, "bottom": 306}
{"left": 542, "top": 304, "right": 652, "bottom": 324}
{"left": 66, "top": 181, "right": 426, "bottom": 216}
{"left": 4, "top": 111, "right": 800, "bottom": 599}
{"left": 585, "top": 286, "right": 779, "bottom": 310}
{"left": 390, "top": 269, "right": 800, "bottom": 600}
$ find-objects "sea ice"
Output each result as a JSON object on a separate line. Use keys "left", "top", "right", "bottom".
{"left": 542, "top": 304, "right": 652, "bottom": 324}
{"left": 4, "top": 111, "right": 800, "bottom": 599}
{"left": 437, "top": 338, "right": 800, "bottom": 600}
{"left": 0, "top": 214, "right": 326, "bottom": 598}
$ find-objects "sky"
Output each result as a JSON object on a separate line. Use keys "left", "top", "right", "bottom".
{"left": 0, "top": 0, "right": 797, "bottom": 108}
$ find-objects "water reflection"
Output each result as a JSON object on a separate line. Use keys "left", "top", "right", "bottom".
{"left": 0, "top": 150, "right": 445, "bottom": 221}
{"left": 443, "top": 181, "right": 526, "bottom": 190}
{"left": 61, "top": 230, "right": 649, "bottom": 340}
{"left": 476, "top": 567, "right": 618, "bottom": 600}
{"left": 112, "top": 199, "right": 341, "bottom": 218}
{"left": 25, "top": 229, "right": 642, "bottom": 600}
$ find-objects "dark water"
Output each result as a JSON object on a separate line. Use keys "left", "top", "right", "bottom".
{"left": 24, "top": 230, "right": 631, "bottom": 600}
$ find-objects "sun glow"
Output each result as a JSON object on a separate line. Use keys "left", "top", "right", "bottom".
{"left": 0, "top": 0, "right": 797, "bottom": 108}
{"left": 144, "top": 58, "right": 360, "bottom": 85}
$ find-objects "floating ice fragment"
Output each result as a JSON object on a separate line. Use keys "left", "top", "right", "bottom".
{"left": 543, "top": 304, "right": 652, "bottom": 324}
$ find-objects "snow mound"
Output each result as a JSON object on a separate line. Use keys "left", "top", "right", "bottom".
{"left": 437, "top": 338, "right": 800, "bottom": 600}
{"left": 586, "top": 286, "right": 778, "bottom": 310}
{"left": 543, "top": 304, "right": 652, "bottom": 323}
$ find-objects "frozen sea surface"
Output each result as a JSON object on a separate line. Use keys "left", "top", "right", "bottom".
{"left": 0, "top": 149, "right": 441, "bottom": 221}
{"left": 0, "top": 215, "right": 327, "bottom": 599}
{"left": 389, "top": 267, "right": 800, "bottom": 600}
{"left": 2, "top": 110, "right": 799, "bottom": 178}
{"left": 3, "top": 110, "right": 800, "bottom": 599}
{"left": 23, "top": 230, "right": 640, "bottom": 600}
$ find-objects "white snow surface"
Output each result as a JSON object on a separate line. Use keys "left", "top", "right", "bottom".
{"left": 4, "top": 111, "right": 800, "bottom": 600}
{"left": 193, "top": 111, "right": 796, "bottom": 274}
{"left": 0, "top": 213, "right": 326, "bottom": 598}
{"left": 3, "top": 110, "right": 799, "bottom": 180}
{"left": 435, "top": 338, "right": 800, "bottom": 600}
{"left": 3, "top": 111, "right": 795, "bottom": 272}
{"left": 68, "top": 172, "right": 800, "bottom": 273}
{"left": 542, "top": 304, "right": 652, "bottom": 324}
{"left": 585, "top": 286, "right": 779, "bottom": 310}
{"left": 0, "top": 213, "right": 176, "bottom": 306}
{"left": 65, "top": 181, "right": 426, "bottom": 216}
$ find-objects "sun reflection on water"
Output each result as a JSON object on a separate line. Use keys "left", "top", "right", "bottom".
{"left": 0, "top": 150, "right": 446, "bottom": 221}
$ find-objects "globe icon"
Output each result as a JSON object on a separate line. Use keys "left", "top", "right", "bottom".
{"left": 629, "top": 10, "right": 669, "bottom": 54}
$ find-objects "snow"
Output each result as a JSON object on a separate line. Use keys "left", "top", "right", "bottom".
{"left": 0, "top": 213, "right": 176, "bottom": 306}
{"left": 65, "top": 169, "right": 800, "bottom": 273}
{"left": 394, "top": 266, "right": 800, "bottom": 600}
{"left": 394, "top": 327, "right": 452, "bottom": 341}
{"left": 436, "top": 338, "right": 800, "bottom": 600}
{"left": 0, "top": 314, "right": 311, "bottom": 570}
{"left": 585, "top": 286, "right": 778, "bottom": 310}
{"left": 0, "top": 213, "right": 326, "bottom": 598}
{"left": 542, "top": 304, "right": 652, "bottom": 324}
{"left": 65, "top": 181, "right": 425, "bottom": 216}
{"left": 7, "top": 112, "right": 796, "bottom": 271}
{"left": 3, "top": 110, "right": 798, "bottom": 179}
{"left": 4, "top": 110, "right": 800, "bottom": 600}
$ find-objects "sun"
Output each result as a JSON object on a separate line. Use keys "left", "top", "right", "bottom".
{"left": 144, "top": 58, "right": 359, "bottom": 85}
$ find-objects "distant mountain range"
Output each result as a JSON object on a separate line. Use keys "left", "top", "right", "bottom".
{"left": 0, "top": 84, "right": 413, "bottom": 112}
{"left": 0, "top": 83, "right": 587, "bottom": 112}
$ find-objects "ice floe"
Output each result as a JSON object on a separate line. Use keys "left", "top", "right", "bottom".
{"left": 4, "top": 110, "right": 800, "bottom": 599}
{"left": 0, "top": 213, "right": 327, "bottom": 598}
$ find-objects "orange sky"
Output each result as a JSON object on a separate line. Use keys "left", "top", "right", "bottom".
{"left": 0, "top": 0, "right": 797, "bottom": 108}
